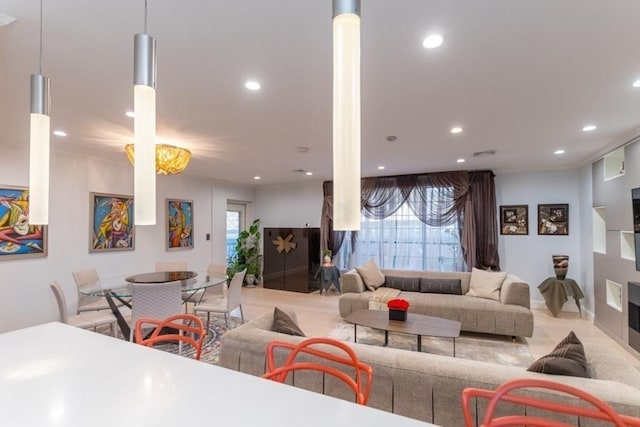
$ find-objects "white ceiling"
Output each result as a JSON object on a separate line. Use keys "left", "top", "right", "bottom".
{"left": 1, "top": 0, "right": 640, "bottom": 186}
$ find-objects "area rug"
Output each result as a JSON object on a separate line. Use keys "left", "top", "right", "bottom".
{"left": 328, "top": 321, "right": 535, "bottom": 367}
{"left": 97, "top": 315, "right": 241, "bottom": 365}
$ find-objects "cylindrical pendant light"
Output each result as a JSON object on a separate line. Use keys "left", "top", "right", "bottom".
{"left": 29, "top": 1, "right": 50, "bottom": 226}
{"left": 29, "top": 74, "right": 50, "bottom": 225}
{"left": 333, "top": 0, "right": 361, "bottom": 231}
{"left": 133, "top": 3, "right": 157, "bottom": 226}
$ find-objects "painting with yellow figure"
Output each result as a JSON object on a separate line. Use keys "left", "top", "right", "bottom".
{"left": 90, "top": 192, "right": 134, "bottom": 252}
{"left": 0, "top": 185, "right": 47, "bottom": 260}
{"left": 166, "top": 199, "right": 193, "bottom": 250}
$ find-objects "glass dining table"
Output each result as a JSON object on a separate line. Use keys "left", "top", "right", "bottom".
{"left": 78, "top": 271, "right": 227, "bottom": 338}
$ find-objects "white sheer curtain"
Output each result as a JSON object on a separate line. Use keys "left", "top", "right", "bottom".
{"left": 337, "top": 189, "right": 465, "bottom": 272}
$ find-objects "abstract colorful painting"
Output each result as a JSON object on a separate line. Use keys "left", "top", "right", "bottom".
{"left": 90, "top": 192, "right": 134, "bottom": 252}
{"left": 0, "top": 186, "right": 47, "bottom": 260}
{"left": 166, "top": 199, "right": 193, "bottom": 250}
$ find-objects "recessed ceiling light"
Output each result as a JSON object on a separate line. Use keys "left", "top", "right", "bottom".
{"left": 422, "top": 34, "right": 443, "bottom": 49}
{"left": 305, "top": 171, "right": 313, "bottom": 176}
{"left": 582, "top": 124, "right": 597, "bottom": 132}
{"left": 253, "top": 176, "right": 261, "bottom": 180}
{"left": 245, "top": 81, "right": 261, "bottom": 91}
{"left": 450, "top": 127, "right": 463, "bottom": 134}
{"left": 125, "top": 111, "right": 135, "bottom": 118}
{"left": 53, "top": 130, "right": 67, "bottom": 137}
{"left": 456, "top": 158, "right": 465, "bottom": 163}
{"left": 633, "top": 80, "right": 640, "bottom": 88}
{"left": 554, "top": 149, "right": 565, "bottom": 155}
{"left": 377, "top": 166, "right": 385, "bottom": 170}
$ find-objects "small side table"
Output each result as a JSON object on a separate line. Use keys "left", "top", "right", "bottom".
{"left": 538, "top": 277, "right": 584, "bottom": 317}
{"left": 314, "top": 265, "right": 341, "bottom": 294}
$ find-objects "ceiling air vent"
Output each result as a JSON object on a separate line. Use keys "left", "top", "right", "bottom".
{"left": 290, "top": 169, "right": 306, "bottom": 173}
{"left": 472, "top": 149, "right": 497, "bottom": 158}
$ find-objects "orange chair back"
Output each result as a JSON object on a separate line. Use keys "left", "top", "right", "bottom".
{"left": 461, "top": 378, "right": 640, "bottom": 427}
{"left": 262, "top": 337, "right": 373, "bottom": 405}
{"left": 134, "top": 314, "right": 206, "bottom": 360}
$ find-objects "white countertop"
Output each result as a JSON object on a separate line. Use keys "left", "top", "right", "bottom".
{"left": 0, "top": 322, "right": 434, "bottom": 427}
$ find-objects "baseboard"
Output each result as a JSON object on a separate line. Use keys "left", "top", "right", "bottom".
{"left": 530, "top": 300, "right": 594, "bottom": 321}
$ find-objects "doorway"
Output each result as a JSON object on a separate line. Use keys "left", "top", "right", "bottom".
{"left": 226, "top": 203, "right": 246, "bottom": 265}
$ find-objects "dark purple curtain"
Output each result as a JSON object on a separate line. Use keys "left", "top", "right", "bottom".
{"left": 321, "top": 170, "right": 500, "bottom": 271}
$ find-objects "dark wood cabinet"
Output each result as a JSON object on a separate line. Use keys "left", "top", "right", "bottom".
{"left": 263, "top": 227, "right": 320, "bottom": 293}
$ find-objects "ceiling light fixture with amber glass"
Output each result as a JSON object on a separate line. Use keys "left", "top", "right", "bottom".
{"left": 124, "top": 144, "right": 191, "bottom": 175}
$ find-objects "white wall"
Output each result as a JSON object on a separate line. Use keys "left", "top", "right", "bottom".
{"left": 255, "top": 180, "right": 323, "bottom": 228}
{"left": 0, "top": 146, "right": 255, "bottom": 333}
{"left": 495, "top": 169, "right": 585, "bottom": 308}
{"left": 255, "top": 172, "right": 592, "bottom": 310}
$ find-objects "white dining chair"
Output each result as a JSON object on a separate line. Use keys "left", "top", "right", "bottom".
{"left": 155, "top": 261, "right": 198, "bottom": 308}
{"left": 50, "top": 281, "right": 118, "bottom": 336}
{"left": 72, "top": 268, "right": 117, "bottom": 312}
{"left": 205, "top": 263, "right": 228, "bottom": 298}
{"left": 130, "top": 280, "right": 183, "bottom": 342}
{"left": 194, "top": 269, "right": 246, "bottom": 329}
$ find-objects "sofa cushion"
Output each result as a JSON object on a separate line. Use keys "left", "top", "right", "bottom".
{"left": 271, "top": 307, "right": 306, "bottom": 336}
{"left": 420, "top": 278, "right": 462, "bottom": 295}
{"left": 527, "top": 331, "right": 588, "bottom": 378}
{"left": 356, "top": 258, "right": 385, "bottom": 291}
{"left": 386, "top": 276, "right": 421, "bottom": 292}
{"left": 466, "top": 268, "right": 506, "bottom": 301}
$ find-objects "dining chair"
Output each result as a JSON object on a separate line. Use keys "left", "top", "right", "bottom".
{"left": 155, "top": 261, "right": 199, "bottom": 309}
{"left": 130, "top": 280, "right": 183, "bottom": 342}
{"left": 461, "top": 378, "right": 640, "bottom": 427}
{"left": 72, "top": 268, "right": 124, "bottom": 312}
{"left": 134, "top": 314, "right": 206, "bottom": 360}
{"left": 194, "top": 269, "right": 246, "bottom": 328}
{"left": 262, "top": 337, "right": 373, "bottom": 405}
{"left": 205, "top": 263, "right": 228, "bottom": 298}
{"left": 50, "top": 281, "right": 118, "bottom": 336}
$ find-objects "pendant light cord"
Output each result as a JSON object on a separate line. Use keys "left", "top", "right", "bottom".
{"left": 144, "top": 0, "right": 148, "bottom": 34}
{"left": 38, "top": 0, "right": 43, "bottom": 74}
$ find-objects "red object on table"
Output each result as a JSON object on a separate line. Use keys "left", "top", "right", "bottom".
{"left": 387, "top": 298, "right": 410, "bottom": 311}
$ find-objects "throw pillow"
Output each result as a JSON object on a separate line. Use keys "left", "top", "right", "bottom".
{"left": 271, "top": 307, "right": 306, "bottom": 337}
{"left": 356, "top": 258, "right": 385, "bottom": 291}
{"left": 385, "top": 276, "right": 421, "bottom": 292}
{"left": 420, "top": 278, "right": 462, "bottom": 295}
{"left": 527, "top": 331, "right": 588, "bottom": 378}
{"left": 466, "top": 268, "right": 506, "bottom": 301}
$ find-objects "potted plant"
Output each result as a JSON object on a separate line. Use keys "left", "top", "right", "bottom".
{"left": 228, "top": 218, "right": 262, "bottom": 287}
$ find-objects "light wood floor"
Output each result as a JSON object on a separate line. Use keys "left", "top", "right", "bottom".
{"left": 238, "top": 286, "right": 640, "bottom": 369}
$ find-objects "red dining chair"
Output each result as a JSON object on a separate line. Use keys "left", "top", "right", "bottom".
{"left": 461, "top": 378, "right": 640, "bottom": 427}
{"left": 262, "top": 337, "right": 373, "bottom": 405}
{"left": 134, "top": 314, "right": 206, "bottom": 360}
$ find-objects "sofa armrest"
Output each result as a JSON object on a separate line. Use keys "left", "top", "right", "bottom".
{"left": 500, "top": 274, "right": 530, "bottom": 308}
{"left": 341, "top": 270, "right": 366, "bottom": 293}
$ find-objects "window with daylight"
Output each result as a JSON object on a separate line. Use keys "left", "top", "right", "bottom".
{"left": 323, "top": 171, "right": 500, "bottom": 272}
{"left": 226, "top": 203, "right": 246, "bottom": 264}
{"left": 337, "top": 196, "right": 465, "bottom": 272}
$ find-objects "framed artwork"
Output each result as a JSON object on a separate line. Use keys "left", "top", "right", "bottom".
{"left": 500, "top": 205, "right": 528, "bottom": 235}
{"left": 90, "top": 192, "right": 134, "bottom": 252}
{"left": 538, "top": 204, "right": 569, "bottom": 235}
{"left": 166, "top": 199, "right": 194, "bottom": 250}
{"left": 0, "top": 185, "right": 47, "bottom": 260}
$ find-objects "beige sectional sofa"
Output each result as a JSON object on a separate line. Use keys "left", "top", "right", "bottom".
{"left": 219, "top": 311, "right": 640, "bottom": 426}
{"left": 339, "top": 268, "right": 534, "bottom": 338}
